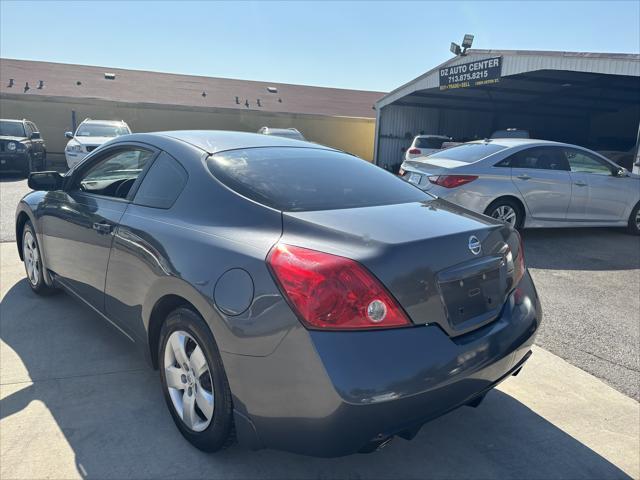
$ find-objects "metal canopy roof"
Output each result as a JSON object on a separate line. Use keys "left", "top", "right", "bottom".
{"left": 376, "top": 49, "right": 640, "bottom": 113}
{"left": 393, "top": 69, "right": 639, "bottom": 119}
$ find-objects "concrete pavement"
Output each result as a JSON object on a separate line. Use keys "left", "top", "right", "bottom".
{"left": 524, "top": 228, "right": 640, "bottom": 401}
{"left": 1, "top": 243, "right": 639, "bottom": 479}
{"left": 0, "top": 176, "right": 28, "bottom": 243}
{"left": 0, "top": 154, "right": 66, "bottom": 242}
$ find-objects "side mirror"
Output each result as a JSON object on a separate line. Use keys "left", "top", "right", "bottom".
{"left": 28, "top": 171, "right": 64, "bottom": 191}
{"left": 65, "top": 131, "right": 74, "bottom": 139}
{"left": 30, "top": 131, "right": 41, "bottom": 140}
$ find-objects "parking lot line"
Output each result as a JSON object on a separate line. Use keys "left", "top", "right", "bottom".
{"left": 1, "top": 243, "right": 638, "bottom": 479}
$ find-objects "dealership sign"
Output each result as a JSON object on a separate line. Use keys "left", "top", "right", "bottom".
{"left": 439, "top": 57, "right": 502, "bottom": 90}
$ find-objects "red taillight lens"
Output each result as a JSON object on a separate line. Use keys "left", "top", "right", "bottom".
{"left": 428, "top": 175, "right": 478, "bottom": 188}
{"left": 267, "top": 244, "right": 411, "bottom": 330}
{"left": 507, "top": 232, "right": 526, "bottom": 288}
{"left": 408, "top": 148, "right": 421, "bottom": 155}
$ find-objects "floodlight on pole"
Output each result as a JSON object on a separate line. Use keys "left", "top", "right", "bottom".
{"left": 462, "top": 34, "right": 474, "bottom": 49}
{"left": 450, "top": 42, "right": 462, "bottom": 56}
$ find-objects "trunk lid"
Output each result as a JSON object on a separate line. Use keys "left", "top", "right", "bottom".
{"left": 281, "top": 199, "right": 518, "bottom": 337}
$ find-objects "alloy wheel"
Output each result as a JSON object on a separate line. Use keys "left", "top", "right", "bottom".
{"left": 163, "top": 330, "right": 215, "bottom": 432}
{"left": 636, "top": 209, "right": 640, "bottom": 230}
{"left": 23, "top": 230, "right": 40, "bottom": 286}
{"left": 491, "top": 205, "right": 517, "bottom": 226}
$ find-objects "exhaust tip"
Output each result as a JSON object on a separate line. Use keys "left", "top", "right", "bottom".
{"left": 358, "top": 435, "right": 394, "bottom": 454}
{"left": 375, "top": 437, "right": 394, "bottom": 451}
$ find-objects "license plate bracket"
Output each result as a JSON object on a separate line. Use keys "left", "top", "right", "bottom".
{"left": 408, "top": 172, "right": 422, "bottom": 185}
{"left": 438, "top": 268, "right": 502, "bottom": 328}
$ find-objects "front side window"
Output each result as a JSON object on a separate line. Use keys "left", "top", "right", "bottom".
{"left": 0, "top": 121, "right": 26, "bottom": 137}
{"left": 426, "top": 143, "right": 507, "bottom": 163}
{"left": 501, "top": 147, "right": 569, "bottom": 171}
{"left": 74, "top": 147, "right": 154, "bottom": 199}
{"left": 208, "top": 147, "right": 429, "bottom": 212}
{"left": 565, "top": 148, "right": 613, "bottom": 176}
{"left": 134, "top": 152, "right": 188, "bottom": 209}
{"left": 76, "top": 123, "right": 130, "bottom": 137}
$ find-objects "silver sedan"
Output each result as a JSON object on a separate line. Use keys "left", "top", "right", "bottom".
{"left": 399, "top": 139, "right": 640, "bottom": 234}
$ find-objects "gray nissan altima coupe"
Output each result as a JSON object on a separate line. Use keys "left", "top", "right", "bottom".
{"left": 16, "top": 131, "right": 540, "bottom": 457}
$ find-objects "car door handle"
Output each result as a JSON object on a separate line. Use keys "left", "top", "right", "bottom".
{"left": 516, "top": 174, "right": 531, "bottom": 180}
{"left": 574, "top": 181, "right": 587, "bottom": 187}
{"left": 92, "top": 222, "right": 113, "bottom": 234}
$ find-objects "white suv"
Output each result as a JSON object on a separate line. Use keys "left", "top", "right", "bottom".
{"left": 65, "top": 119, "right": 131, "bottom": 168}
{"left": 404, "top": 135, "right": 452, "bottom": 162}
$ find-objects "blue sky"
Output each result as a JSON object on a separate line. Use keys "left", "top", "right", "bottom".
{"left": 1, "top": 1, "right": 638, "bottom": 92}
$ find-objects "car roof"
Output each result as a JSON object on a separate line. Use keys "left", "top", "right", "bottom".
{"left": 467, "top": 138, "right": 562, "bottom": 148}
{"left": 262, "top": 127, "right": 300, "bottom": 133}
{"left": 0, "top": 119, "right": 25, "bottom": 123}
{"left": 80, "top": 119, "right": 127, "bottom": 125}
{"left": 415, "top": 134, "right": 450, "bottom": 139}
{"left": 154, "top": 130, "right": 331, "bottom": 154}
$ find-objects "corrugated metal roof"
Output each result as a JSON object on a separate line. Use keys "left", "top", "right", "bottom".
{"left": 377, "top": 49, "right": 640, "bottom": 109}
{"left": 0, "top": 58, "right": 384, "bottom": 119}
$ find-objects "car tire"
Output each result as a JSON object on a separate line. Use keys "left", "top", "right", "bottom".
{"left": 159, "top": 307, "right": 235, "bottom": 452}
{"left": 485, "top": 198, "right": 524, "bottom": 229}
{"left": 627, "top": 202, "right": 640, "bottom": 235}
{"left": 21, "top": 222, "right": 57, "bottom": 295}
{"left": 23, "top": 154, "right": 34, "bottom": 178}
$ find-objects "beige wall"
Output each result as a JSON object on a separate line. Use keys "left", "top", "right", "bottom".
{"left": 0, "top": 94, "right": 376, "bottom": 160}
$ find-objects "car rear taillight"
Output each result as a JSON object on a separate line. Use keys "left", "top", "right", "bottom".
{"left": 506, "top": 232, "right": 526, "bottom": 288}
{"left": 514, "top": 232, "right": 526, "bottom": 285}
{"left": 408, "top": 148, "right": 421, "bottom": 155}
{"left": 267, "top": 243, "right": 411, "bottom": 330}
{"left": 428, "top": 175, "right": 478, "bottom": 188}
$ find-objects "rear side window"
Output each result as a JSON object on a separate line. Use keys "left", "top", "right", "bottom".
{"left": 500, "top": 147, "right": 569, "bottom": 171}
{"left": 207, "top": 147, "right": 428, "bottom": 212}
{"left": 426, "top": 143, "right": 507, "bottom": 163}
{"left": 134, "top": 152, "right": 188, "bottom": 208}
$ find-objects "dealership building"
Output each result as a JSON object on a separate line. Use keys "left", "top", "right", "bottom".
{"left": 374, "top": 49, "right": 640, "bottom": 171}
{"left": 1, "top": 52, "right": 639, "bottom": 170}
{"left": 0, "top": 58, "right": 383, "bottom": 161}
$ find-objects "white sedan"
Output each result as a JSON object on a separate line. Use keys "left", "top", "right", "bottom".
{"left": 400, "top": 139, "right": 640, "bottom": 235}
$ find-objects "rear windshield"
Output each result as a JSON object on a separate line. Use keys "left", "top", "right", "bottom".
{"left": 416, "top": 137, "right": 447, "bottom": 149}
{"left": 207, "top": 147, "right": 429, "bottom": 212}
{"left": 0, "top": 121, "right": 26, "bottom": 137}
{"left": 426, "top": 143, "right": 507, "bottom": 163}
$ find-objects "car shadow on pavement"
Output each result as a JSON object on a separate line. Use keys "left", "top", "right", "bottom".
{"left": 0, "top": 278, "right": 633, "bottom": 480}
{"left": 522, "top": 227, "right": 640, "bottom": 271}
{"left": 0, "top": 173, "right": 28, "bottom": 182}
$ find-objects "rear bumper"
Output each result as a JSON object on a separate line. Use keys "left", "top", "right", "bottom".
{"left": 224, "top": 272, "right": 541, "bottom": 457}
{"left": 0, "top": 152, "right": 29, "bottom": 172}
{"left": 424, "top": 184, "right": 497, "bottom": 215}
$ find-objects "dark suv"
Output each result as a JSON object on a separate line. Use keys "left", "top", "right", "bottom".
{"left": 0, "top": 119, "right": 47, "bottom": 176}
